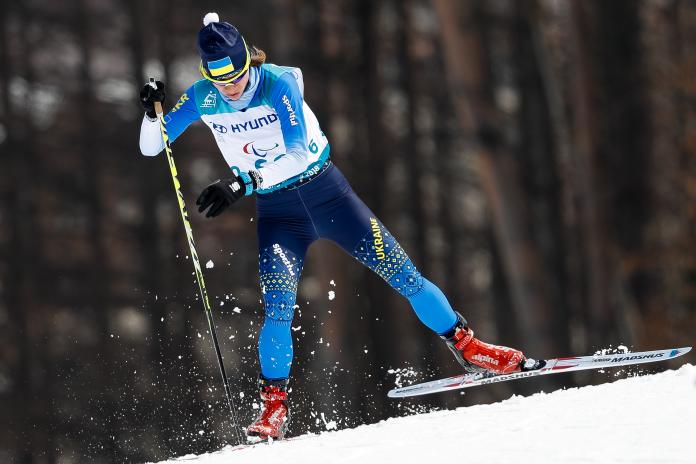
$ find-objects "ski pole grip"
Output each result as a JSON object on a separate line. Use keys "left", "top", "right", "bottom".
{"left": 148, "top": 77, "right": 164, "bottom": 117}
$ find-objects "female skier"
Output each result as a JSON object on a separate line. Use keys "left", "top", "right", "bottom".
{"left": 139, "top": 13, "right": 528, "bottom": 440}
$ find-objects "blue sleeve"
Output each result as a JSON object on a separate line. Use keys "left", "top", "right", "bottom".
{"left": 253, "top": 72, "right": 312, "bottom": 186}
{"left": 269, "top": 73, "right": 308, "bottom": 159}
{"left": 164, "top": 86, "right": 200, "bottom": 142}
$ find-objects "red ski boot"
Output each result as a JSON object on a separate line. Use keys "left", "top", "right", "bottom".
{"left": 442, "top": 312, "right": 525, "bottom": 374}
{"left": 246, "top": 377, "right": 290, "bottom": 440}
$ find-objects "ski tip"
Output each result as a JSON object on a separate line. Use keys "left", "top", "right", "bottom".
{"left": 672, "top": 347, "right": 692, "bottom": 357}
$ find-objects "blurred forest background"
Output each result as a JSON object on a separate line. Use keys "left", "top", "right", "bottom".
{"left": 1, "top": 0, "right": 695, "bottom": 462}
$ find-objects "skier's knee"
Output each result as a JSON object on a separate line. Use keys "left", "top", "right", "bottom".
{"left": 259, "top": 243, "right": 302, "bottom": 321}
{"left": 263, "top": 290, "right": 297, "bottom": 321}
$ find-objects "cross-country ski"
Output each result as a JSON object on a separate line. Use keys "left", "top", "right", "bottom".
{"left": 388, "top": 346, "right": 692, "bottom": 397}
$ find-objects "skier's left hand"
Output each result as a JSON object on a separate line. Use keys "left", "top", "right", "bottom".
{"left": 196, "top": 171, "right": 260, "bottom": 217}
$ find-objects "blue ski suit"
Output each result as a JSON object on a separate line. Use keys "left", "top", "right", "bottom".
{"left": 139, "top": 63, "right": 458, "bottom": 380}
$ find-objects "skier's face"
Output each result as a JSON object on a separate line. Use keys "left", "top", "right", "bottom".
{"left": 213, "top": 70, "right": 250, "bottom": 100}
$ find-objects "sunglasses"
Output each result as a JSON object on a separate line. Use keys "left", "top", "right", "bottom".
{"left": 211, "top": 69, "right": 248, "bottom": 87}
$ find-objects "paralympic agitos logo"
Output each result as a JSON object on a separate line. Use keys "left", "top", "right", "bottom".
{"left": 243, "top": 142, "right": 280, "bottom": 158}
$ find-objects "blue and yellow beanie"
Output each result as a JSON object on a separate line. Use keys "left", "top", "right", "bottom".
{"left": 197, "top": 12, "right": 250, "bottom": 83}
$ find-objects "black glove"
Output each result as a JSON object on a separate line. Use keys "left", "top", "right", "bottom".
{"left": 196, "top": 171, "right": 262, "bottom": 218}
{"left": 139, "top": 81, "right": 166, "bottom": 118}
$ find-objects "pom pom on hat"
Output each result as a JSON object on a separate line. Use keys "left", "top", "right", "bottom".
{"left": 203, "top": 12, "right": 219, "bottom": 26}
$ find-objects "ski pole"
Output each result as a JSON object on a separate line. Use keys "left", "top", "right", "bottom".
{"left": 149, "top": 77, "right": 244, "bottom": 445}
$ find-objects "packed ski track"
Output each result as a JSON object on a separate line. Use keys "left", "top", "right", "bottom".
{"left": 151, "top": 363, "right": 696, "bottom": 464}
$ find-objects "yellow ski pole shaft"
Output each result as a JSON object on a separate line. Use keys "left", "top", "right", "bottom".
{"left": 150, "top": 78, "right": 244, "bottom": 445}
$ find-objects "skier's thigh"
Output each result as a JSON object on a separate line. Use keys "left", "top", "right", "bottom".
{"left": 315, "top": 191, "right": 383, "bottom": 253}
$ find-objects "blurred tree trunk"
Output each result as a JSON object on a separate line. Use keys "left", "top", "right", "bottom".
{"left": 433, "top": 0, "right": 557, "bottom": 357}
{"left": 19, "top": 2, "right": 57, "bottom": 461}
{"left": 75, "top": 0, "right": 117, "bottom": 458}
{"left": 529, "top": 0, "right": 589, "bottom": 353}
{"left": 640, "top": 0, "right": 696, "bottom": 348}
{"left": 512, "top": 1, "right": 572, "bottom": 355}
{"left": 569, "top": 0, "right": 650, "bottom": 348}
{"left": 1, "top": 4, "right": 35, "bottom": 462}
{"left": 567, "top": 0, "right": 611, "bottom": 351}
{"left": 125, "top": 0, "right": 172, "bottom": 451}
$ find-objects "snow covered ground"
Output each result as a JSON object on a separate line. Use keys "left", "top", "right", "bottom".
{"left": 153, "top": 364, "right": 696, "bottom": 464}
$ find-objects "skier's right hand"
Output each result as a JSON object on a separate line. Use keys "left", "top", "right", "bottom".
{"left": 139, "top": 81, "right": 166, "bottom": 119}
{"left": 196, "top": 172, "right": 259, "bottom": 218}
